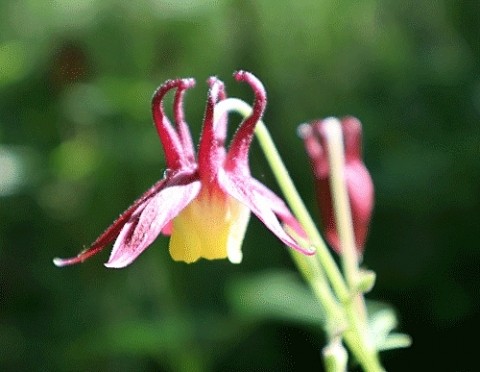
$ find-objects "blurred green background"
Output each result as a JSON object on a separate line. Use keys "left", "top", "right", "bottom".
{"left": 1, "top": 1, "right": 478, "bottom": 371}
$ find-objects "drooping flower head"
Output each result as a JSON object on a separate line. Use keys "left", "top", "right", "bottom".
{"left": 54, "top": 71, "right": 310, "bottom": 268}
{"left": 299, "top": 117, "right": 374, "bottom": 254}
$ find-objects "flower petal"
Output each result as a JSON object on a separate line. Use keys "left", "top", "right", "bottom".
{"left": 152, "top": 79, "right": 194, "bottom": 169}
{"left": 225, "top": 71, "right": 267, "bottom": 172}
{"left": 105, "top": 179, "right": 201, "bottom": 268}
{"left": 207, "top": 77, "right": 228, "bottom": 148}
{"left": 173, "top": 78, "right": 196, "bottom": 163}
{"left": 341, "top": 116, "right": 362, "bottom": 163}
{"left": 218, "top": 171, "right": 313, "bottom": 255}
{"left": 298, "top": 122, "right": 329, "bottom": 178}
{"left": 248, "top": 178, "right": 308, "bottom": 239}
{"left": 53, "top": 178, "right": 167, "bottom": 267}
{"left": 168, "top": 186, "right": 250, "bottom": 264}
{"left": 198, "top": 77, "right": 225, "bottom": 181}
{"left": 345, "top": 161, "right": 374, "bottom": 250}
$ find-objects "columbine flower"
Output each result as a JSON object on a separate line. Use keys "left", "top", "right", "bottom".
{"left": 54, "top": 71, "right": 310, "bottom": 268}
{"left": 299, "top": 117, "right": 374, "bottom": 254}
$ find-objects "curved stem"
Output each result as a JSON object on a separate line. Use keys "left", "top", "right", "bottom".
{"left": 321, "top": 118, "right": 359, "bottom": 289}
{"left": 215, "top": 98, "right": 344, "bottom": 332}
{"left": 322, "top": 118, "right": 383, "bottom": 371}
{"left": 214, "top": 98, "right": 384, "bottom": 372}
{"left": 215, "top": 99, "right": 348, "bottom": 301}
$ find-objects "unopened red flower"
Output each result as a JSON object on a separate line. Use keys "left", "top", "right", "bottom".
{"left": 54, "top": 71, "right": 310, "bottom": 268}
{"left": 299, "top": 117, "right": 374, "bottom": 254}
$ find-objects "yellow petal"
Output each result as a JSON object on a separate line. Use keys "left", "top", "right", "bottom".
{"left": 169, "top": 187, "right": 250, "bottom": 264}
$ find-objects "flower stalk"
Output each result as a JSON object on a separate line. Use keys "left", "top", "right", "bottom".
{"left": 321, "top": 118, "right": 359, "bottom": 288}
{"left": 215, "top": 97, "right": 384, "bottom": 371}
{"left": 321, "top": 118, "right": 383, "bottom": 371}
{"left": 214, "top": 99, "right": 348, "bottom": 301}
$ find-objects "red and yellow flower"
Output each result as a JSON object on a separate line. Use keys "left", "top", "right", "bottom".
{"left": 54, "top": 71, "right": 309, "bottom": 268}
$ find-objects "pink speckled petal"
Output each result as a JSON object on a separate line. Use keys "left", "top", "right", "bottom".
{"left": 53, "top": 178, "right": 166, "bottom": 267}
{"left": 105, "top": 180, "right": 201, "bottom": 268}
{"left": 248, "top": 178, "right": 308, "bottom": 240}
{"left": 218, "top": 171, "right": 313, "bottom": 256}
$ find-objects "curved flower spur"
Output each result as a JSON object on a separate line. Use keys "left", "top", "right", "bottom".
{"left": 54, "top": 71, "right": 311, "bottom": 268}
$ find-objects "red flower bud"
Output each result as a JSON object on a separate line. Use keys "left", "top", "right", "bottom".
{"left": 299, "top": 117, "right": 374, "bottom": 254}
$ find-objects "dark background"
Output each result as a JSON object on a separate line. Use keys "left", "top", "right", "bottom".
{"left": 1, "top": 1, "right": 478, "bottom": 371}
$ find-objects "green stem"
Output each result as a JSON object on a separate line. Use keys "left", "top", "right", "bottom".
{"left": 320, "top": 118, "right": 383, "bottom": 371}
{"left": 322, "top": 118, "right": 359, "bottom": 289}
{"left": 214, "top": 98, "right": 384, "bottom": 371}
{"left": 215, "top": 99, "right": 348, "bottom": 302}
{"left": 215, "top": 99, "right": 345, "bottom": 335}
{"left": 322, "top": 118, "right": 368, "bottom": 322}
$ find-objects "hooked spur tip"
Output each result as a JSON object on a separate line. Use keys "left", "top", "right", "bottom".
{"left": 179, "top": 78, "right": 196, "bottom": 90}
{"left": 233, "top": 70, "right": 259, "bottom": 86}
{"left": 207, "top": 76, "right": 219, "bottom": 86}
{"left": 232, "top": 71, "right": 266, "bottom": 108}
{"left": 152, "top": 78, "right": 196, "bottom": 101}
{"left": 233, "top": 70, "right": 247, "bottom": 81}
{"left": 208, "top": 80, "right": 221, "bottom": 100}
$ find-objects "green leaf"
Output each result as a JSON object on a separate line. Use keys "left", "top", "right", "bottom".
{"left": 357, "top": 269, "right": 376, "bottom": 293}
{"left": 227, "top": 269, "right": 325, "bottom": 327}
{"left": 377, "top": 333, "right": 412, "bottom": 351}
{"left": 366, "top": 300, "right": 412, "bottom": 352}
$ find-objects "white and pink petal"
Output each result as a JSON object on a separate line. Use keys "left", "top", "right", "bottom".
{"left": 105, "top": 180, "right": 201, "bottom": 268}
